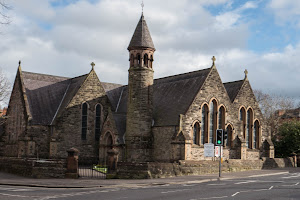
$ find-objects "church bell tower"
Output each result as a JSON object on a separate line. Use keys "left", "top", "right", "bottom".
{"left": 126, "top": 13, "right": 155, "bottom": 162}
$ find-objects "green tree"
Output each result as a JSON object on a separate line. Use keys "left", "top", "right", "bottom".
{"left": 254, "top": 89, "right": 295, "bottom": 137}
{"left": 273, "top": 121, "right": 300, "bottom": 158}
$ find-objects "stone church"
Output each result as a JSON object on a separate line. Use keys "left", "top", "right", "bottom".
{"left": 0, "top": 14, "right": 274, "bottom": 165}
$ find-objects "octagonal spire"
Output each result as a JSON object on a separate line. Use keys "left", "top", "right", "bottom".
{"left": 128, "top": 14, "right": 155, "bottom": 50}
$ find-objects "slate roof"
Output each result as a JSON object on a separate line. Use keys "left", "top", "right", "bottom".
{"left": 109, "top": 68, "right": 211, "bottom": 129}
{"left": 22, "top": 71, "right": 71, "bottom": 125}
{"left": 22, "top": 70, "right": 129, "bottom": 126}
{"left": 223, "top": 80, "right": 244, "bottom": 102}
{"left": 19, "top": 66, "right": 245, "bottom": 143}
{"left": 128, "top": 14, "right": 155, "bottom": 50}
{"left": 153, "top": 69, "right": 211, "bottom": 126}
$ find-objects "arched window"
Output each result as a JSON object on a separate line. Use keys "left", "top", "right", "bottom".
{"left": 130, "top": 54, "right": 134, "bottom": 67}
{"left": 225, "top": 125, "right": 233, "bottom": 147}
{"left": 239, "top": 107, "right": 246, "bottom": 140}
{"left": 218, "top": 106, "right": 225, "bottom": 130}
{"left": 254, "top": 120, "right": 259, "bottom": 149}
{"left": 150, "top": 55, "right": 153, "bottom": 68}
{"left": 81, "top": 102, "right": 88, "bottom": 140}
{"left": 137, "top": 54, "right": 141, "bottom": 65}
{"left": 201, "top": 104, "right": 208, "bottom": 144}
{"left": 144, "top": 54, "right": 148, "bottom": 67}
{"left": 193, "top": 122, "right": 200, "bottom": 145}
{"left": 246, "top": 109, "right": 253, "bottom": 148}
{"left": 95, "top": 104, "right": 101, "bottom": 141}
{"left": 209, "top": 100, "right": 217, "bottom": 143}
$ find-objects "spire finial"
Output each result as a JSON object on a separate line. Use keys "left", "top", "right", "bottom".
{"left": 244, "top": 69, "right": 248, "bottom": 79}
{"left": 18, "top": 60, "right": 21, "bottom": 66}
{"left": 212, "top": 56, "right": 216, "bottom": 66}
{"left": 141, "top": 1, "right": 144, "bottom": 14}
{"left": 91, "top": 62, "right": 95, "bottom": 70}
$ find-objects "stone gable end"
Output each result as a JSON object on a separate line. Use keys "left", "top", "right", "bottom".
{"left": 182, "top": 67, "right": 232, "bottom": 138}
{"left": 4, "top": 70, "right": 28, "bottom": 157}
{"left": 67, "top": 70, "right": 106, "bottom": 108}
{"left": 50, "top": 70, "right": 113, "bottom": 163}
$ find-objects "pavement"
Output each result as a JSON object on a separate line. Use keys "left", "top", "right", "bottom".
{"left": 0, "top": 168, "right": 299, "bottom": 189}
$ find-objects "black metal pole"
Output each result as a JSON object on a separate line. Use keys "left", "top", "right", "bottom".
{"left": 219, "top": 146, "right": 222, "bottom": 178}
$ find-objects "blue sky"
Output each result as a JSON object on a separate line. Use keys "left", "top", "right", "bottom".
{"left": 0, "top": 0, "right": 299, "bottom": 105}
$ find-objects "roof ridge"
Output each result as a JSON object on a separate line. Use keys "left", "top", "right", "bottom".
{"left": 22, "top": 70, "right": 90, "bottom": 81}
{"left": 22, "top": 71, "right": 70, "bottom": 79}
{"left": 154, "top": 68, "right": 211, "bottom": 82}
{"left": 223, "top": 79, "right": 244, "bottom": 84}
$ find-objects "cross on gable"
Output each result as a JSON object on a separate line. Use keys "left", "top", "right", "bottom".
{"left": 91, "top": 62, "right": 95, "bottom": 69}
{"left": 212, "top": 56, "right": 216, "bottom": 65}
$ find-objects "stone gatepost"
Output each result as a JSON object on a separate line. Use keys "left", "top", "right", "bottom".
{"left": 65, "top": 148, "right": 79, "bottom": 178}
{"left": 107, "top": 148, "right": 119, "bottom": 172}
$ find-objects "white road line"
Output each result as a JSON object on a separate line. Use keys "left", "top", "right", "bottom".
{"left": 234, "top": 180, "right": 257, "bottom": 185}
{"left": 208, "top": 183, "right": 226, "bottom": 186}
{"left": 248, "top": 171, "right": 289, "bottom": 178}
{"left": 0, "top": 192, "right": 28, "bottom": 198}
{"left": 0, "top": 187, "right": 33, "bottom": 192}
{"left": 269, "top": 186, "right": 273, "bottom": 190}
{"left": 161, "top": 189, "right": 190, "bottom": 194}
{"left": 253, "top": 189, "right": 268, "bottom": 191}
{"left": 193, "top": 196, "right": 228, "bottom": 200}
{"left": 183, "top": 184, "right": 196, "bottom": 187}
{"left": 232, "top": 192, "right": 239, "bottom": 196}
{"left": 282, "top": 175, "right": 300, "bottom": 179}
{"left": 281, "top": 182, "right": 300, "bottom": 187}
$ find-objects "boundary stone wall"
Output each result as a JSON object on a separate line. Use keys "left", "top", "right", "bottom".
{"left": 0, "top": 157, "right": 66, "bottom": 178}
{"left": 117, "top": 157, "right": 295, "bottom": 179}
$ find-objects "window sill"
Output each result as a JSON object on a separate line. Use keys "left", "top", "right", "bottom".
{"left": 191, "top": 144, "right": 204, "bottom": 148}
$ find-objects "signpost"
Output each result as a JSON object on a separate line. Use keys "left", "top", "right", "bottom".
{"left": 204, "top": 143, "right": 214, "bottom": 157}
{"left": 216, "top": 129, "right": 223, "bottom": 178}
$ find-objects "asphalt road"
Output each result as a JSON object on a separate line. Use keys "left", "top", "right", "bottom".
{"left": 0, "top": 171, "right": 299, "bottom": 200}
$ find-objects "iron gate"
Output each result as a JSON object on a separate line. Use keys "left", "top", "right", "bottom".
{"left": 78, "top": 165, "right": 107, "bottom": 179}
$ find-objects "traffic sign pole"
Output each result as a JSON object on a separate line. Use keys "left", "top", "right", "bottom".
{"left": 219, "top": 146, "right": 222, "bottom": 178}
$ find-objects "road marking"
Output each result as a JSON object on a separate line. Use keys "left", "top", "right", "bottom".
{"left": 232, "top": 192, "right": 240, "bottom": 196}
{"left": 194, "top": 196, "right": 228, "bottom": 199}
{"left": 161, "top": 189, "right": 190, "bottom": 194}
{"left": 234, "top": 180, "right": 257, "bottom": 184}
{"left": 0, "top": 187, "right": 33, "bottom": 192}
{"left": 182, "top": 184, "right": 196, "bottom": 187}
{"left": 281, "top": 182, "right": 300, "bottom": 187}
{"left": 248, "top": 171, "right": 288, "bottom": 178}
{"left": 208, "top": 183, "right": 226, "bottom": 186}
{"left": 253, "top": 188, "right": 268, "bottom": 191}
{"left": 282, "top": 175, "right": 300, "bottom": 179}
{"left": 269, "top": 186, "right": 273, "bottom": 190}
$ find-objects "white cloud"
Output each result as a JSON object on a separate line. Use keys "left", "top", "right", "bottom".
{"left": 0, "top": 0, "right": 299, "bottom": 106}
{"left": 268, "top": 0, "right": 300, "bottom": 27}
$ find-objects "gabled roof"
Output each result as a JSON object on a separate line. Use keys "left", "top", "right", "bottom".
{"left": 223, "top": 80, "right": 244, "bottom": 102}
{"left": 22, "top": 71, "right": 88, "bottom": 125}
{"left": 153, "top": 68, "right": 211, "bottom": 126}
{"left": 128, "top": 14, "right": 155, "bottom": 50}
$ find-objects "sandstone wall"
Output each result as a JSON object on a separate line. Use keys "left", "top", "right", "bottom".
{"left": 0, "top": 157, "right": 66, "bottom": 178}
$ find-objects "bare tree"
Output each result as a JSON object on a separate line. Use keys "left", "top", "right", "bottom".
{"left": 254, "top": 89, "right": 296, "bottom": 137}
{"left": 0, "top": 1, "right": 11, "bottom": 25}
{"left": 0, "top": 68, "right": 10, "bottom": 105}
